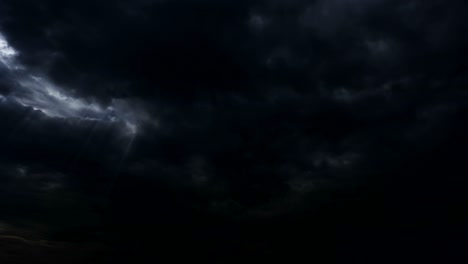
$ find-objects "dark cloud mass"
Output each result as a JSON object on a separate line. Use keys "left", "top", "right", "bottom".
{"left": 0, "top": 0, "right": 468, "bottom": 262}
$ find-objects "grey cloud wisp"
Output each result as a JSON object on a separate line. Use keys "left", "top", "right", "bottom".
{"left": 0, "top": 32, "right": 139, "bottom": 136}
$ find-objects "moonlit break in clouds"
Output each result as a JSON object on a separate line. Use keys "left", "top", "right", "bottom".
{"left": 0, "top": 32, "right": 139, "bottom": 135}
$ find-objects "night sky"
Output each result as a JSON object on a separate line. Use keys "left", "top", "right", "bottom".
{"left": 0, "top": 0, "right": 468, "bottom": 262}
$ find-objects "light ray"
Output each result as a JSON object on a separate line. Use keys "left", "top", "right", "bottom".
{"left": 104, "top": 132, "right": 137, "bottom": 201}
{"left": 66, "top": 120, "right": 102, "bottom": 169}
{"left": 6, "top": 108, "right": 36, "bottom": 141}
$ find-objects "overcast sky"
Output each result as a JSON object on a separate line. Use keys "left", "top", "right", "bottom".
{"left": 0, "top": 0, "right": 467, "bottom": 262}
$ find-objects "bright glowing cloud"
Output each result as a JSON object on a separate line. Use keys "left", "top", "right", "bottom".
{"left": 0, "top": 31, "right": 141, "bottom": 136}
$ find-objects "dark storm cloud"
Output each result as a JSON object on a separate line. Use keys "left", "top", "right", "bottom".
{"left": 0, "top": 96, "right": 138, "bottom": 241}
{"left": 0, "top": 0, "right": 468, "bottom": 258}
{"left": 1, "top": 0, "right": 467, "bottom": 101}
{"left": 0, "top": 0, "right": 466, "bottom": 210}
{"left": 0, "top": 97, "right": 133, "bottom": 188}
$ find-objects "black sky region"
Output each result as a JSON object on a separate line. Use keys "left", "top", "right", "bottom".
{"left": 0, "top": 0, "right": 468, "bottom": 262}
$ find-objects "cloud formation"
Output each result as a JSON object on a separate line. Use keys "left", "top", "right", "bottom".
{"left": 0, "top": 0, "right": 467, "bottom": 261}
